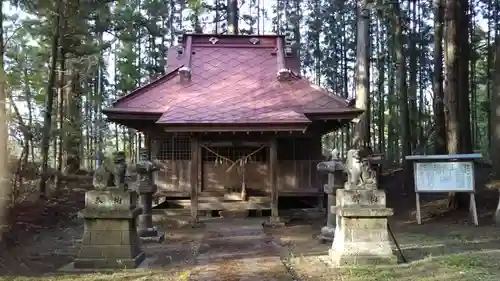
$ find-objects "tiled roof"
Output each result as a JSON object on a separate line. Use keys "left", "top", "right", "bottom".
{"left": 106, "top": 34, "right": 360, "bottom": 125}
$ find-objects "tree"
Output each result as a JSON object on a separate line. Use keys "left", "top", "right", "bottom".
{"left": 38, "top": 0, "right": 63, "bottom": 198}
{"left": 353, "top": 0, "right": 371, "bottom": 149}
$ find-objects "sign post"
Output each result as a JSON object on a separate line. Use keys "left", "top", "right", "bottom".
{"left": 405, "top": 154, "right": 482, "bottom": 226}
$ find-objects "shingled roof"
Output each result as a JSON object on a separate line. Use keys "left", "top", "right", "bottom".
{"left": 103, "top": 34, "right": 362, "bottom": 132}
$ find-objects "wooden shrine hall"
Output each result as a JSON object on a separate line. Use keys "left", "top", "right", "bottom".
{"left": 102, "top": 33, "right": 362, "bottom": 223}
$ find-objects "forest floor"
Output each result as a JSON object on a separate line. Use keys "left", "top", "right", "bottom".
{"left": 0, "top": 166, "right": 499, "bottom": 281}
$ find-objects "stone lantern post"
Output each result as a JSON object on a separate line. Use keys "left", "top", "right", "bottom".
{"left": 316, "top": 149, "right": 346, "bottom": 242}
{"left": 132, "top": 148, "right": 164, "bottom": 242}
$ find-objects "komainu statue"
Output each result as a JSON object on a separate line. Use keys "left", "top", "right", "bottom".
{"left": 345, "top": 147, "right": 378, "bottom": 189}
{"left": 345, "top": 149, "right": 362, "bottom": 189}
{"left": 112, "top": 151, "right": 128, "bottom": 190}
{"left": 92, "top": 151, "right": 128, "bottom": 190}
{"left": 93, "top": 164, "right": 111, "bottom": 190}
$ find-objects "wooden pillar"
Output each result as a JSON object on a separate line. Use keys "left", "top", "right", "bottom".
{"left": 269, "top": 137, "right": 281, "bottom": 224}
{"left": 313, "top": 135, "right": 324, "bottom": 210}
{"left": 150, "top": 138, "right": 160, "bottom": 161}
{"left": 197, "top": 141, "right": 202, "bottom": 193}
{"left": 145, "top": 134, "right": 152, "bottom": 160}
{"left": 190, "top": 136, "right": 200, "bottom": 223}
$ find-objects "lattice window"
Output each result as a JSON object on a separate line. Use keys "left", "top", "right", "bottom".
{"left": 157, "top": 135, "right": 191, "bottom": 160}
{"left": 202, "top": 146, "right": 267, "bottom": 163}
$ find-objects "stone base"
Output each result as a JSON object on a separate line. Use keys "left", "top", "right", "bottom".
{"left": 59, "top": 254, "right": 151, "bottom": 272}
{"left": 330, "top": 188, "right": 396, "bottom": 267}
{"left": 77, "top": 207, "right": 145, "bottom": 270}
{"left": 330, "top": 215, "right": 395, "bottom": 267}
{"left": 262, "top": 216, "right": 286, "bottom": 227}
{"left": 188, "top": 218, "right": 205, "bottom": 228}
{"left": 74, "top": 251, "right": 146, "bottom": 269}
{"left": 329, "top": 249, "right": 397, "bottom": 267}
{"left": 318, "top": 226, "right": 335, "bottom": 242}
{"left": 138, "top": 227, "right": 165, "bottom": 243}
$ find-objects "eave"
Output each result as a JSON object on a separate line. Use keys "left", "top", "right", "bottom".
{"left": 303, "top": 108, "right": 364, "bottom": 121}
{"left": 103, "top": 109, "right": 162, "bottom": 120}
{"left": 160, "top": 122, "right": 310, "bottom": 133}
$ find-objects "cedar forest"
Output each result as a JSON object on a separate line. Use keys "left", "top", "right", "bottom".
{"left": 0, "top": 0, "right": 498, "bottom": 204}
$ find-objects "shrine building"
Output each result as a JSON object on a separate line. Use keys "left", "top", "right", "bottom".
{"left": 102, "top": 33, "right": 362, "bottom": 223}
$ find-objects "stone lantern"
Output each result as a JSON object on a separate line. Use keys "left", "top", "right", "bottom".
{"left": 132, "top": 148, "right": 164, "bottom": 242}
{"left": 316, "top": 148, "right": 346, "bottom": 241}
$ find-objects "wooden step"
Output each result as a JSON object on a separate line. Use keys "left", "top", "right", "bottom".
{"left": 199, "top": 195, "right": 270, "bottom": 203}
{"left": 154, "top": 189, "right": 322, "bottom": 199}
{"left": 165, "top": 199, "right": 271, "bottom": 211}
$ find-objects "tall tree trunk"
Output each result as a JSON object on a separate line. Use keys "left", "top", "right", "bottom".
{"left": 353, "top": 0, "right": 371, "bottom": 148}
{"left": 457, "top": 0, "right": 472, "bottom": 154}
{"left": 38, "top": 0, "right": 63, "bottom": 198}
{"left": 444, "top": 0, "right": 460, "bottom": 154}
{"left": 444, "top": 0, "right": 471, "bottom": 209}
{"left": 434, "top": 0, "right": 447, "bottom": 154}
{"left": 377, "top": 21, "right": 386, "bottom": 154}
{"left": 63, "top": 70, "right": 81, "bottom": 174}
{"left": 408, "top": 0, "right": 418, "bottom": 150}
{"left": 55, "top": 53, "right": 65, "bottom": 189}
{"left": 387, "top": 22, "right": 397, "bottom": 165}
{"left": 227, "top": 0, "right": 239, "bottom": 34}
{"left": 392, "top": 1, "right": 412, "bottom": 185}
{"left": 491, "top": 38, "right": 500, "bottom": 206}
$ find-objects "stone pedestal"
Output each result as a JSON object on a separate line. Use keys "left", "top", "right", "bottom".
{"left": 74, "top": 190, "right": 145, "bottom": 269}
{"left": 137, "top": 188, "right": 164, "bottom": 242}
{"left": 319, "top": 189, "right": 336, "bottom": 241}
{"left": 329, "top": 189, "right": 397, "bottom": 266}
{"left": 134, "top": 148, "right": 165, "bottom": 242}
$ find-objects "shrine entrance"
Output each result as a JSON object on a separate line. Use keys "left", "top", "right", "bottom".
{"left": 200, "top": 142, "right": 269, "bottom": 201}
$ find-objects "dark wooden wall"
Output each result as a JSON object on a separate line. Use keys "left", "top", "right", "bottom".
{"left": 152, "top": 133, "right": 323, "bottom": 197}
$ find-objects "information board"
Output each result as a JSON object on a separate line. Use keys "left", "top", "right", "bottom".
{"left": 414, "top": 161, "right": 474, "bottom": 192}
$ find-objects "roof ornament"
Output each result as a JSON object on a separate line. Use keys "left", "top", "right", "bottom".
{"left": 249, "top": 37, "right": 260, "bottom": 45}
{"left": 276, "top": 37, "right": 292, "bottom": 81}
{"left": 277, "top": 68, "right": 291, "bottom": 81}
{"left": 209, "top": 37, "right": 219, "bottom": 44}
{"left": 179, "top": 66, "right": 192, "bottom": 82}
{"left": 178, "top": 35, "right": 193, "bottom": 83}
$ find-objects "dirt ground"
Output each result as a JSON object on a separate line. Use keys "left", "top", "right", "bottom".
{"left": 0, "top": 168, "right": 500, "bottom": 281}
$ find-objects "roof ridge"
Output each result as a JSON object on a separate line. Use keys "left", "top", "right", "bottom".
{"left": 300, "top": 77, "right": 350, "bottom": 106}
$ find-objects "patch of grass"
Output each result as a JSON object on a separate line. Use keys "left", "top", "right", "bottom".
{"left": 291, "top": 251, "right": 500, "bottom": 281}
{"left": 0, "top": 269, "right": 193, "bottom": 281}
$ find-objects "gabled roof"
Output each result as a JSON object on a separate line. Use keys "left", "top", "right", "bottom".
{"left": 103, "top": 34, "right": 362, "bottom": 131}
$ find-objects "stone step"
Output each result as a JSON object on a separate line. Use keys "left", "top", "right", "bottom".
{"left": 151, "top": 209, "right": 192, "bottom": 228}
{"left": 152, "top": 209, "right": 191, "bottom": 216}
